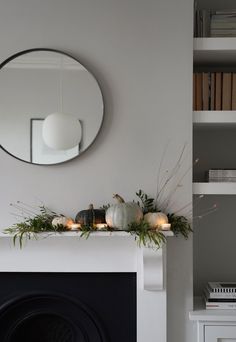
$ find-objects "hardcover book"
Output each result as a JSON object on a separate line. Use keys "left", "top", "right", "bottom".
{"left": 204, "top": 288, "right": 236, "bottom": 300}
{"left": 232, "top": 73, "right": 236, "bottom": 110}
{"left": 208, "top": 282, "right": 236, "bottom": 293}
{"left": 206, "top": 302, "right": 236, "bottom": 310}
{"left": 215, "top": 73, "right": 222, "bottom": 110}
{"left": 222, "top": 73, "right": 232, "bottom": 110}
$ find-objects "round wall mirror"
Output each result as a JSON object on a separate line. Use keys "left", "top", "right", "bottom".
{"left": 0, "top": 49, "right": 104, "bottom": 165}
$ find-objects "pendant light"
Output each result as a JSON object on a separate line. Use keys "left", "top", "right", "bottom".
{"left": 42, "top": 56, "right": 82, "bottom": 150}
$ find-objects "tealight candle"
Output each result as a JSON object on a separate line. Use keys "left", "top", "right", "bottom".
{"left": 96, "top": 223, "right": 108, "bottom": 230}
{"left": 69, "top": 223, "right": 81, "bottom": 230}
{"left": 160, "top": 223, "right": 171, "bottom": 231}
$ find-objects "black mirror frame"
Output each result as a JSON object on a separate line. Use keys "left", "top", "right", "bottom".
{"left": 0, "top": 48, "right": 105, "bottom": 166}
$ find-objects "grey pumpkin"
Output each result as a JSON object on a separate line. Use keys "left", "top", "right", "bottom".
{"left": 75, "top": 204, "right": 106, "bottom": 227}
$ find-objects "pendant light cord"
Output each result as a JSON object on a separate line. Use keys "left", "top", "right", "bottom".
{"left": 59, "top": 56, "right": 64, "bottom": 113}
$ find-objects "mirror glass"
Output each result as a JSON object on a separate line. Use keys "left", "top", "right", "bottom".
{"left": 0, "top": 49, "right": 104, "bottom": 165}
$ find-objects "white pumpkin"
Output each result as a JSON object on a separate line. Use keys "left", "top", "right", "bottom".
{"left": 106, "top": 194, "right": 143, "bottom": 230}
{"left": 52, "top": 216, "right": 73, "bottom": 229}
{"left": 144, "top": 212, "right": 168, "bottom": 229}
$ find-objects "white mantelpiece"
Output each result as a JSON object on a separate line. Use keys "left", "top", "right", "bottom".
{"left": 0, "top": 232, "right": 173, "bottom": 342}
{"left": 0, "top": 231, "right": 173, "bottom": 291}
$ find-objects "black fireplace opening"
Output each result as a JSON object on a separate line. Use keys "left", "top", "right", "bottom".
{"left": 0, "top": 273, "right": 136, "bottom": 342}
{"left": 9, "top": 313, "right": 75, "bottom": 342}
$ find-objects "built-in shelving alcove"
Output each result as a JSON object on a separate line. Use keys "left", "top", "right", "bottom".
{"left": 191, "top": 0, "right": 236, "bottom": 334}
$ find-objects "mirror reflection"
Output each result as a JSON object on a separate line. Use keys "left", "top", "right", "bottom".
{"left": 0, "top": 49, "right": 104, "bottom": 165}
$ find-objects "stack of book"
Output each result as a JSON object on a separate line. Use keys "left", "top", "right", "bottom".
{"left": 204, "top": 282, "right": 236, "bottom": 310}
{"left": 193, "top": 72, "right": 236, "bottom": 110}
{"left": 207, "top": 169, "right": 236, "bottom": 182}
{"left": 194, "top": 6, "right": 236, "bottom": 37}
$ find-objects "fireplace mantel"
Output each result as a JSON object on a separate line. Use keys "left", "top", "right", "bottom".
{"left": 0, "top": 230, "right": 173, "bottom": 341}
{"left": 0, "top": 230, "right": 173, "bottom": 292}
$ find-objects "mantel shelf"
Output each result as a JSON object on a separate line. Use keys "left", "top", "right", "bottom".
{"left": 194, "top": 38, "right": 236, "bottom": 66}
{"left": 0, "top": 230, "right": 174, "bottom": 238}
{"left": 0, "top": 230, "right": 174, "bottom": 292}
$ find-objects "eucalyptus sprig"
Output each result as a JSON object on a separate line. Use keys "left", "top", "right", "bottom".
{"left": 79, "top": 224, "right": 115, "bottom": 239}
{"left": 79, "top": 225, "right": 94, "bottom": 239}
{"left": 135, "top": 190, "right": 192, "bottom": 240}
{"left": 135, "top": 190, "right": 156, "bottom": 214}
{"left": 100, "top": 204, "right": 111, "bottom": 211}
{"left": 4, "top": 204, "right": 64, "bottom": 248}
{"left": 127, "top": 220, "right": 166, "bottom": 249}
{"left": 167, "top": 213, "right": 192, "bottom": 238}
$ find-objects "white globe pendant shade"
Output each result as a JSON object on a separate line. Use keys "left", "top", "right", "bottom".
{"left": 42, "top": 112, "right": 82, "bottom": 150}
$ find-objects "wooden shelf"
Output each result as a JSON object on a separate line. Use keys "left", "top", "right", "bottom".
{"left": 194, "top": 38, "right": 236, "bottom": 66}
{"left": 193, "top": 182, "right": 236, "bottom": 195}
{"left": 193, "top": 111, "right": 236, "bottom": 126}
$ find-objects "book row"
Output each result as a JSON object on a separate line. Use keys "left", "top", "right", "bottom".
{"left": 208, "top": 177, "right": 236, "bottom": 183}
{"left": 194, "top": 7, "right": 236, "bottom": 37}
{"left": 193, "top": 72, "right": 236, "bottom": 111}
{"left": 206, "top": 169, "right": 236, "bottom": 182}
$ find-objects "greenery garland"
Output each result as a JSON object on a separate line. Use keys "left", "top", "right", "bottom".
{"left": 4, "top": 205, "right": 65, "bottom": 248}
{"left": 4, "top": 190, "right": 192, "bottom": 249}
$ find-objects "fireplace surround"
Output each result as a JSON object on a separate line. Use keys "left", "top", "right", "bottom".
{"left": 0, "top": 233, "right": 172, "bottom": 342}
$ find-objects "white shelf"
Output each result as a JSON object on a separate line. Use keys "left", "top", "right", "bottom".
{"left": 193, "top": 111, "right": 236, "bottom": 126}
{"left": 194, "top": 38, "right": 236, "bottom": 65}
{"left": 190, "top": 297, "right": 236, "bottom": 322}
{"left": 193, "top": 182, "right": 236, "bottom": 195}
{"left": 0, "top": 230, "right": 174, "bottom": 238}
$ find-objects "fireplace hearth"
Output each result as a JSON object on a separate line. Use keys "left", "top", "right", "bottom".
{"left": 0, "top": 272, "right": 136, "bottom": 342}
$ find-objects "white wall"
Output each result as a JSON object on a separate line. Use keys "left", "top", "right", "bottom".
{"left": 0, "top": 0, "right": 193, "bottom": 341}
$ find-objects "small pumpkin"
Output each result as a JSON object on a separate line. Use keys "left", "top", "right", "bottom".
{"left": 144, "top": 212, "right": 168, "bottom": 229}
{"left": 75, "top": 204, "right": 106, "bottom": 227}
{"left": 105, "top": 194, "right": 143, "bottom": 230}
{"left": 52, "top": 216, "right": 73, "bottom": 229}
